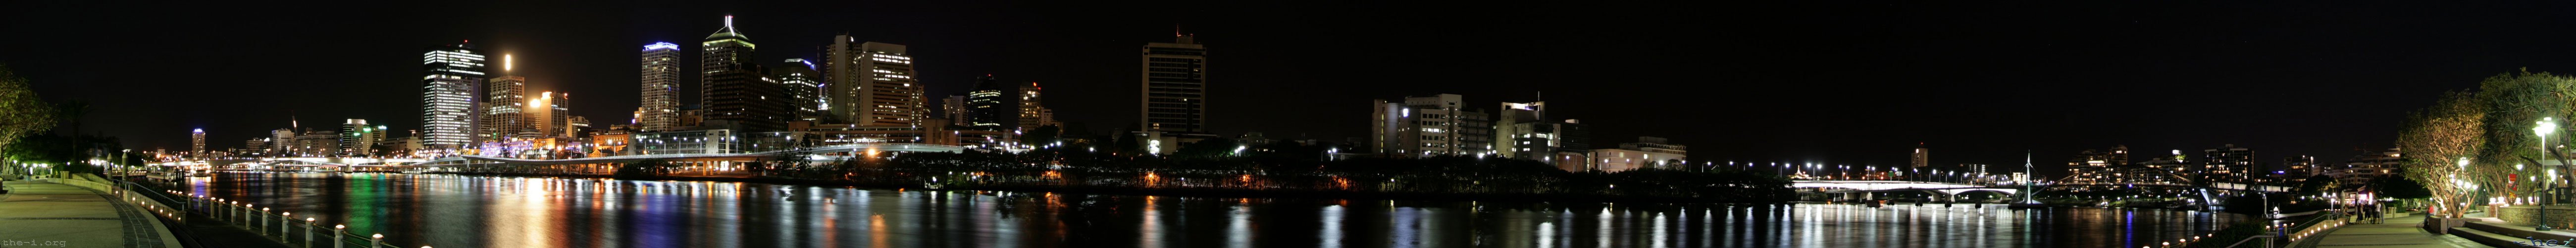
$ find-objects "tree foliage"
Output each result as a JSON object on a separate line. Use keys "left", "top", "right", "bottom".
{"left": 2370, "top": 176, "right": 2434, "bottom": 199}
{"left": 2398, "top": 90, "right": 2486, "bottom": 217}
{"left": 0, "top": 63, "right": 54, "bottom": 152}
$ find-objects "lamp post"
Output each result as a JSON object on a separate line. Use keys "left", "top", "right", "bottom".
{"left": 2543, "top": 118, "right": 2558, "bottom": 231}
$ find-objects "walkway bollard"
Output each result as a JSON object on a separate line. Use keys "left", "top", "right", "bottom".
{"left": 258, "top": 207, "right": 269, "bottom": 233}
{"left": 333, "top": 225, "right": 343, "bottom": 248}
{"left": 280, "top": 212, "right": 291, "bottom": 238}
{"left": 304, "top": 217, "right": 315, "bottom": 248}
{"left": 370, "top": 234, "right": 381, "bottom": 248}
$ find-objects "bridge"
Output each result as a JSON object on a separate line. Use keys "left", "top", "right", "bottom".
{"left": 1793, "top": 180, "right": 2018, "bottom": 196}
{"left": 1793, "top": 179, "right": 2287, "bottom": 206}
{"left": 387, "top": 143, "right": 972, "bottom": 175}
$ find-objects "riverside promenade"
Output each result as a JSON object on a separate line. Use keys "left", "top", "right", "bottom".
{"left": 0, "top": 181, "right": 181, "bottom": 248}
{"left": 2311, "top": 213, "right": 2490, "bottom": 248}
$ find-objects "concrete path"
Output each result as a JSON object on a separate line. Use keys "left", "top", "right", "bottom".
{"left": 0, "top": 181, "right": 182, "bottom": 248}
{"left": 2313, "top": 213, "right": 2488, "bottom": 248}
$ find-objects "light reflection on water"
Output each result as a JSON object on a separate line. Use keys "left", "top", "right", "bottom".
{"left": 180, "top": 172, "right": 2246, "bottom": 248}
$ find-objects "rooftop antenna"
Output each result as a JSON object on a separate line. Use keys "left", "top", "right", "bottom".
{"left": 290, "top": 110, "right": 298, "bottom": 130}
{"left": 724, "top": 15, "right": 736, "bottom": 32}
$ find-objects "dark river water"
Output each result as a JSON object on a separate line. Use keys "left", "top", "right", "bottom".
{"left": 171, "top": 172, "right": 2252, "bottom": 248}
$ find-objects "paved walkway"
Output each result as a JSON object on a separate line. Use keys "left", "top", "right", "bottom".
{"left": 2312, "top": 213, "right": 2488, "bottom": 248}
{"left": 0, "top": 181, "right": 182, "bottom": 248}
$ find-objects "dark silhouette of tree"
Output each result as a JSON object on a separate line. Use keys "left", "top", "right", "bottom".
{"left": 0, "top": 63, "right": 55, "bottom": 152}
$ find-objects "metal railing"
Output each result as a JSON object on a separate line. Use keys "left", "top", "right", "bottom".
{"left": 135, "top": 184, "right": 438, "bottom": 248}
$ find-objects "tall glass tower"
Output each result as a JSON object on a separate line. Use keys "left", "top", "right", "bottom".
{"left": 420, "top": 42, "right": 487, "bottom": 150}
{"left": 639, "top": 42, "right": 682, "bottom": 132}
{"left": 699, "top": 15, "right": 788, "bottom": 131}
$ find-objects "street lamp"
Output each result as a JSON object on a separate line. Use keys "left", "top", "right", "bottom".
{"left": 2542, "top": 118, "right": 2561, "bottom": 231}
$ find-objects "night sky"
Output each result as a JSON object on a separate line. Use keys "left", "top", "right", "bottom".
{"left": 7, "top": 1, "right": 2574, "bottom": 178}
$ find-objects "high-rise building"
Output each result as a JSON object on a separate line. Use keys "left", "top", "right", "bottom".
{"left": 1141, "top": 33, "right": 1209, "bottom": 133}
{"left": 941, "top": 95, "right": 967, "bottom": 122}
{"left": 420, "top": 42, "right": 487, "bottom": 149}
{"left": 1371, "top": 94, "right": 1493, "bottom": 157}
{"left": 699, "top": 16, "right": 789, "bottom": 131}
{"left": 1495, "top": 101, "right": 1548, "bottom": 158}
{"left": 244, "top": 138, "right": 268, "bottom": 157}
{"left": 1019, "top": 82, "right": 1055, "bottom": 128}
{"left": 639, "top": 42, "right": 683, "bottom": 132}
{"left": 483, "top": 75, "right": 531, "bottom": 141}
{"left": 2061, "top": 149, "right": 2102, "bottom": 183}
{"left": 823, "top": 37, "right": 922, "bottom": 125}
{"left": 966, "top": 75, "right": 1011, "bottom": 129}
{"left": 530, "top": 92, "right": 569, "bottom": 137}
{"left": 1911, "top": 143, "right": 1929, "bottom": 168}
{"left": 777, "top": 59, "right": 824, "bottom": 123}
{"left": 340, "top": 119, "right": 383, "bottom": 156}
{"left": 293, "top": 131, "right": 340, "bottom": 157}
{"left": 269, "top": 128, "right": 295, "bottom": 155}
{"left": 190, "top": 128, "right": 206, "bottom": 155}
{"left": 2203, "top": 144, "right": 2255, "bottom": 184}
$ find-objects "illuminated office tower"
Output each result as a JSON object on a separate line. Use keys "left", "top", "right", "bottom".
{"left": 191, "top": 128, "right": 206, "bottom": 155}
{"left": 340, "top": 119, "right": 387, "bottom": 156}
{"left": 777, "top": 59, "right": 824, "bottom": 123}
{"left": 1141, "top": 33, "right": 1208, "bottom": 133}
{"left": 483, "top": 75, "right": 530, "bottom": 141}
{"left": 420, "top": 42, "right": 487, "bottom": 149}
{"left": 966, "top": 74, "right": 1009, "bottom": 129}
{"left": 640, "top": 42, "right": 682, "bottom": 132}
{"left": 700, "top": 15, "right": 789, "bottom": 131}
{"left": 823, "top": 37, "right": 920, "bottom": 125}
{"left": 1019, "top": 82, "right": 1055, "bottom": 127}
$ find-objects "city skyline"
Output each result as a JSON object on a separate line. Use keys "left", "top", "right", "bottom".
{"left": 16, "top": 2, "right": 2576, "bottom": 178}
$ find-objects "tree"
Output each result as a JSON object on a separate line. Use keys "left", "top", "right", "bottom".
{"left": 2397, "top": 90, "right": 2486, "bottom": 217}
{"left": 0, "top": 63, "right": 54, "bottom": 152}
{"left": 2372, "top": 176, "right": 2435, "bottom": 199}
{"left": 2473, "top": 71, "right": 2576, "bottom": 207}
{"left": 2295, "top": 175, "right": 2335, "bottom": 195}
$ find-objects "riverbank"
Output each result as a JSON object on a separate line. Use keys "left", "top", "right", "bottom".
{"left": 426, "top": 171, "right": 1790, "bottom": 205}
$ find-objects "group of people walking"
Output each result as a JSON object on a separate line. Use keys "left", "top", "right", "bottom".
{"left": 2348, "top": 203, "right": 2382, "bottom": 224}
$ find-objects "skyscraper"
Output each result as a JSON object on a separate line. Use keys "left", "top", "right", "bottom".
{"left": 639, "top": 42, "right": 682, "bottom": 132}
{"left": 823, "top": 37, "right": 921, "bottom": 125}
{"left": 966, "top": 74, "right": 1010, "bottom": 129}
{"left": 1019, "top": 82, "right": 1056, "bottom": 127}
{"left": 941, "top": 94, "right": 967, "bottom": 122}
{"left": 340, "top": 119, "right": 378, "bottom": 156}
{"left": 530, "top": 92, "right": 568, "bottom": 137}
{"left": 190, "top": 128, "right": 206, "bottom": 155}
{"left": 1141, "top": 33, "right": 1208, "bottom": 133}
{"left": 699, "top": 16, "right": 789, "bottom": 131}
{"left": 421, "top": 42, "right": 487, "bottom": 149}
{"left": 483, "top": 75, "right": 530, "bottom": 141}
{"left": 777, "top": 59, "right": 824, "bottom": 123}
